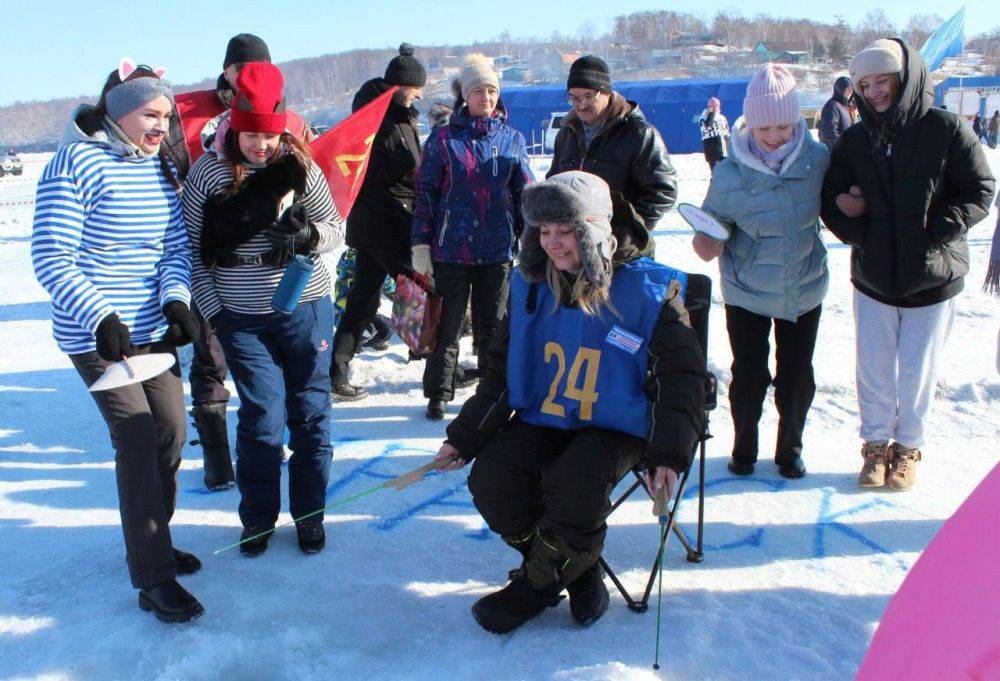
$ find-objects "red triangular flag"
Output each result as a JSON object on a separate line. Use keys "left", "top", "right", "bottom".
{"left": 310, "top": 86, "right": 397, "bottom": 219}
{"left": 175, "top": 90, "right": 226, "bottom": 164}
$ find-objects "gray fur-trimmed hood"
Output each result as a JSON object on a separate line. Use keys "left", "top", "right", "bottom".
{"left": 519, "top": 171, "right": 616, "bottom": 289}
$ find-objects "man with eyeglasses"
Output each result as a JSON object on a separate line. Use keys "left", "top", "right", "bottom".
{"left": 547, "top": 55, "right": 677, "bottom": 259}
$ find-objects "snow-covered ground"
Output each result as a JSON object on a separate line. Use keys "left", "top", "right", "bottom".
{"left": 1, "top": 148, "right": 998, "bottom": 681}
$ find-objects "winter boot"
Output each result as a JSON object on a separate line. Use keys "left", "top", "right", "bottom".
{"left": 453, "top": 366, "right": 479, "bottom": 390}
{"left": 172, "top": 548, "right": 202, "bottom": 576}
{"left": 426, "top": 399, "right": 447, "bottom": 421}
{"left": 332, "top": 382, "right": 369, "bottom": 401}
{"left": 567, "top": 561, "right": 610, "bottom": 626}
{"left": 471, "top": 572, "right": 564, "bottom": 634}
{"left": 728, "top": 458, "right": 755, "bottom": 476}
{"left": 887, "top": 443, "right": 921, "bottom": 491}
{"left": 191, "top": 402, "right": 235, "bottom": 491}
{"left": 295, "top": 519, "right": 326, "bottom": 554}
{"left": 139, "top": 579, "right": 204, "bottom": 623}
{"left": 362, "top": 315, "right": 392, "bottom": 351}
{"left": 239, "top": 525, "right": 275, "bottom": 557}
{"left": 858, "top": 440, "right": 891, "bottom": 488}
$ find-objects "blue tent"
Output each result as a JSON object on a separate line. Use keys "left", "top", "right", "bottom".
{"left": 501, "top": 77, "right": 751, "bottom": 155}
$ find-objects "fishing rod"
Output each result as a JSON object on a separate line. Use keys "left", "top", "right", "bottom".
{"left": 213, "top": 456, "right": 454, "bottom": 555}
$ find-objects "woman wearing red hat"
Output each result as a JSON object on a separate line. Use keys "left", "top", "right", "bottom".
{"left": 183, "top": 62, "right": 344, "bottom": 557}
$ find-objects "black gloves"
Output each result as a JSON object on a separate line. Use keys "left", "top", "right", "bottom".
{"left": 95, "top": 315, "right": 135, "bottom": 362}
{"left": 265, "top": 202, "right": 317, "bottom": 254}
{"left": 162, "top": 302, "right": 201, "bottom": 347}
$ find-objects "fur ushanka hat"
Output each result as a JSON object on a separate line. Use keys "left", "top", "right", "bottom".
{"left": 519, "top": 171, "right": 617, "bottom": 290}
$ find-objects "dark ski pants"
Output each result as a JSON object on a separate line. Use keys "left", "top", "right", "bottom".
{"left": 703, "top": 137, "right": 725, "bottom": 170}
{"left": 725, "top": 304, "right": 822, "bottom": 465}
{"left": 331, "top": 247, "right": 409, "bottom": 385}
{"left": 468, "top": 419, "right": 645, "bottom": 558}
{"left": 215, "top": 298, "right": 334, "bottom": 528}
{"left": 424, "top": 261, "right": 510, "bottom": 401}
{"left": 71, "top": 343, "right": 185, "bottom": 589}
{"left": 189, "top": 302, "right": 230, "bottom": 407}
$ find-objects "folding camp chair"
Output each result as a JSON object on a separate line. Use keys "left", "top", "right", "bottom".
{"left": 599, "top": 273, "right": 717, "bottom": 613}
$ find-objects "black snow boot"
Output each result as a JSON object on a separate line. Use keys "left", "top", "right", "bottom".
{"left": 567, "top": 561, "right": 609, "bottom": 626}
{"left": 332, "top": 380, "right": 368, "bottom": 402}
{"left": 139, "top": 579, "right": 204, "bottom": 623}
{"left": 471, "top": 573, "right": 563, "bottom": 634}
{"left": 239, "top": 525, "right": 275, "bottom": 557}
{"left": 426, "top": 399, "right": 447, "bottom": 421}
{"left": 191, "top": 402, "right": 234, "bottom": 490}
{"left": 295, "top": 519, "right": 325, "bottom": 554}
{"left": 172, "top": 548, "right": 202, "bottom": 576}
{"left": 362, "top": 314, "right": 392, "bottom": 351}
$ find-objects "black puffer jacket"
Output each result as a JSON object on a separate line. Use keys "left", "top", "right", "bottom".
{"left": 345, "top": 78, "right": 422, "bottom": 252}
{"left": 547, "top": 93, "right": 678, "bottom": 259}
{"left": 445, "top": 266, "right": 706, "bottom": 475}
{"left": 818, "top": 76, "right": 854, "bottom": 150}
{"left": 821, "top": 40, "right": 995, "bottom": 307}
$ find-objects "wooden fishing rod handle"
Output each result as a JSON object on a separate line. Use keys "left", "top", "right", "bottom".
{"left": 651, "top": 484, "right": 670, "bottom": 517}
{"left": 385, "top": 456, "right": 454, "bottom": 492}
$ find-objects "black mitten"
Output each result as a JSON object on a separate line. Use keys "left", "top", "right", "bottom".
{"left": 162, "top": 302, "right": 201, "bottom": 347}
{"left": 95, "top": 314, "right": 135, "bottom": 362}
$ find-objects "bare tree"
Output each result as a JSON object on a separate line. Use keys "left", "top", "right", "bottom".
{"left": 903, "top": 14, "right": 943, "bottom": 50}
{"left": 854, "top": 9, "right": 897, "bottom": 52}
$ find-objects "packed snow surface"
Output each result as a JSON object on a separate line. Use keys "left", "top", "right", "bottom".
{"left": 1, "top": 149, "right": 998, "bottom": 680}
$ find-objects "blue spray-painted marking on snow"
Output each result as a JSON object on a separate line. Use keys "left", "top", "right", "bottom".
{"left": 814, "top": 488, "right": 904, "bottom": 568}
{"left": 374, "top": 480, "right": 471, "bottom": 531}
{"left": 674, "top": 476, "right": 786, "bottom": 550}
{"left": 184, "top": 436, "right": 367, "bottom": 495}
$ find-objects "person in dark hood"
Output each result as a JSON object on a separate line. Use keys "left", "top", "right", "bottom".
{"left": 818, "top": 75, "right": 855, "bottom": 150}
{"left": 329, "top": 43, "right": 427, "bottom": 400}
{"left": 821, "top": 39, "right": 995, "bottom": 492}
{"left": 547, "top": 56, "right": 677, "bottom": 259}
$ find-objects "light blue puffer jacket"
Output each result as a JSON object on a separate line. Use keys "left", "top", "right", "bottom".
{"left": 702, "top": 120, "right": 830, "bottom": 321}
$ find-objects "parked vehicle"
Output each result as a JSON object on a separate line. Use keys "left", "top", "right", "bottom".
{"left": 543, "top": 112, "right": 568, "bottom": 154}
{"left": 0, "top": 151, "right": 22, "bottom": 176}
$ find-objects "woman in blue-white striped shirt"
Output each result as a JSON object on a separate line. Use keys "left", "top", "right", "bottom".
{"left": 31, "top": 60, "right": 204, "bottom": 624}
{"left": 183, "top": 62, "right": 344, "bottom": 559}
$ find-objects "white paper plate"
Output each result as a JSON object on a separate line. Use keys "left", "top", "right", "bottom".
{"left": 678, "top": 203, "right": 731, "bottom": 241}
{"left": 89, "top": 353, "right": 177, "bottom": 392}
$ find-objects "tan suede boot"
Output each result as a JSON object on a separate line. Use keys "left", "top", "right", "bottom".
{"left": 887, "top": 443, "right": 922, "bottom": 491}
{"left": 858, "top": 440, "right": 890, "bottom": 488}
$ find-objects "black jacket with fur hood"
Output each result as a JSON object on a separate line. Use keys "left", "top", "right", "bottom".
{"left": 547, "top": 93, "right": 678, "bottom": 259}
{"left": 821, "top": 39, "right": 995, "bottom": 307}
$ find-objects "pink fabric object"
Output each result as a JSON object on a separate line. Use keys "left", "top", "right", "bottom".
{"left": 743, "top": 63, "right": 799, "bottom": 129}
{"left": 855, "top": 462, "right": 1000, "bottom": 680}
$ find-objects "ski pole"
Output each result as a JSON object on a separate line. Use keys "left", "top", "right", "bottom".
{"left": 212, "top": 455, "right": 455, "bottom": 555}
{"left": 650, "top": 473, "right": 690, "bottom": 671}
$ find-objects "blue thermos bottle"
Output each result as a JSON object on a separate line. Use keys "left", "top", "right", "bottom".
{"left": 271, "top": 254, "right": 315, "bottom": 314}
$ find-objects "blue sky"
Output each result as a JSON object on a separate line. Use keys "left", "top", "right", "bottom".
{"left": 1, "top": 1, "right": 990, "bottom": 105}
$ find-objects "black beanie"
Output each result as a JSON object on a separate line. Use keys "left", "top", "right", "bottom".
{"left": 224, "top": 33, "right": 271, "bottom": 68}
{"left": 567, "top": 55, "right": 612, "bottom": 93}
{"left": 385, "top": 43, "right": 427, "bottom": 87}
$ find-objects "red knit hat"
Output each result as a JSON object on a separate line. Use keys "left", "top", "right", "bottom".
{"left": 231, "top": 62, "right": 287, "bottom": 134}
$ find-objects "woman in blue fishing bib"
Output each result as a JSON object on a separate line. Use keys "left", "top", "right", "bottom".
{"left": 433, "top": 171, "right": 706, "bottom": 634}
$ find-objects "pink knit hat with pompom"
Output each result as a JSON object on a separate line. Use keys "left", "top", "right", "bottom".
{"left": 743, "top": 64, "right": 799, "bottom": 128}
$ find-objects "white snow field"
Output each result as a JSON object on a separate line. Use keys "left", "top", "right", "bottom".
{"left": 0, "top": 148, "right": 997, "bottom": 681}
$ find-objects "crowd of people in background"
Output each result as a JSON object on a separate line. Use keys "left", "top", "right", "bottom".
{"left": 28, "top": 31, "right": 995, "bottom": 630}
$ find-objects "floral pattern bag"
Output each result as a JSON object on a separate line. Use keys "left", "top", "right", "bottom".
{"left": 389, "top": 273, "right": 442, "bottom": 358}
